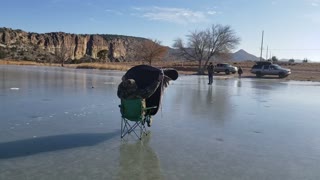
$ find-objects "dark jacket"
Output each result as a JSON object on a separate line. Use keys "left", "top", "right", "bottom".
{"left": 117, "top": 79, "right": 161, "bottom": 99}
{"left": 119, "top": 65, "right": 178, "bottom": 115}
{"left": 207, "top": 64, "right": 214, "bottom": 74}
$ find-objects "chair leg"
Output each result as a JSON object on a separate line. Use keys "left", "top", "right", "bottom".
{"left": 121, "top": 118, "right": 134, "bottom": 138}
{"left": 121, "top": 118, "right": 148, "bottom": 140}
{"left": 121, "top": 118, "right": 129, "bottom": 138}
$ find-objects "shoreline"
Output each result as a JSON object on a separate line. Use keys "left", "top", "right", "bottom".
{"left": 1, "top": 60, "right": 320, "bottom": 82}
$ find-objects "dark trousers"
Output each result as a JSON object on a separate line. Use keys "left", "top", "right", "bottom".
{"left": 208, "top": 73, "right": 213, "bottom": 84}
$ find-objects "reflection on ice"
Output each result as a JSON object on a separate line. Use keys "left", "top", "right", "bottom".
{"left": 118, "top": 133, "right": 163, "bottom": 180}
{"left": 10, "top": 87, "right": 20, "bottom": 90}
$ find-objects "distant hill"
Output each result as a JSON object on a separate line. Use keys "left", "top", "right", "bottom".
{"left": 230, "top": 49, "right": 260, "bottom": 61}
{"left": 165, "top": 48, "right": 259, "bottom": 62}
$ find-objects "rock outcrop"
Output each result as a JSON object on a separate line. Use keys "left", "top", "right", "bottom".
{"left": 0, "top": 27, "right": 147, "bottom": 61}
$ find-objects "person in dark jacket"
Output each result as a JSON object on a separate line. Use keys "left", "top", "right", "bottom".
{"left": 238, "top": 66, "right": 243, "bottom": 78}
{"left": 207, "top": 62, "right": 214, "bottom": 85}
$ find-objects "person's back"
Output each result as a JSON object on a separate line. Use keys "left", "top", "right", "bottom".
{"left": 238, "top": 67, "right": 243, "bottom": 74}
{"left": 117, "top": 79, "right": 161, "bottom": 100}
{"left": 238, "top": 67, "right": 243, "bottom": 78}
{"left": 207, "top": 63, "right": 214, "bottom": 74}
{"left": 207, "top": 62, "right": 214, "bottom": 84}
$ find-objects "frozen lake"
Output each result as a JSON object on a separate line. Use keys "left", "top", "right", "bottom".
{"left": 1, "top": 65, "right": 320, "bottom": 180}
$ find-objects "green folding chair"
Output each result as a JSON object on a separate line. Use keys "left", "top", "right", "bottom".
{"left": 119, "top": 99, "right": 157, "bottom": 140}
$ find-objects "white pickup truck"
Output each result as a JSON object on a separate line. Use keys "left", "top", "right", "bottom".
{"left": 250, "top": 62, "right": 291, "bottom": 78}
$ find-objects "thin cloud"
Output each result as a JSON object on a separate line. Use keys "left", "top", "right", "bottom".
{"left": 207, "top": 10, "right": 217, "bottom": 15}
{"left": 132, "top": 6, "right": 216, "bottom": 24}
{"left": 304, "top": 12, "right": 320, "bottom": 23}
{"left": 132, "top": 7, "right": 142, "bottom": 11}
{"left": 308, "top": 0, "right": 319, "bottom": 6}
{"left": 89, "top": 17, "right": 96, "bottom": 22}
{"left": 105, "top": 9, "right": 123, "bottom": 15}
{"left": 88, "top": 17, "right": 104, "bottom": 24}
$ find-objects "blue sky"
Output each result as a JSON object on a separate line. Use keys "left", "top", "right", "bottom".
{"left": 1, "top": 0, "right": 320, "bottom": 61}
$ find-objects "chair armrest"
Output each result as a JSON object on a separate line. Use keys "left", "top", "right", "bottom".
{"left": 143, "top": 106, "right": 157, "bottom": 110}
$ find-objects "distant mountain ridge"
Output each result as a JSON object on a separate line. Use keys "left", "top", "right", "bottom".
{"left": 166, "top": 48, "right": 259, "bottom": 62}
{"left": 230, "top": 49, "right": 260, "bottom": 61}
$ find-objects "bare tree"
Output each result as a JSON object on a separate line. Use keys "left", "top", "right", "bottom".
{"left": 272, "top": 56, "right": 278, "bottom": 62}
{"left": 55, "top": 45, "right": 69, "bottom": 67}
{"left": 134, "top": 39, "right": 168, "bottom": 65}
{"left": 173, "top": 24, "right": 240, "bottom": 74}
{"left": 97, "top": 49, "right": 109, "bottom": 63}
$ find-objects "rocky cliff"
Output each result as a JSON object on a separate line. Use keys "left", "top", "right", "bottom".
{"left": 0, "top": 27, "right": 147, "bottom": 62}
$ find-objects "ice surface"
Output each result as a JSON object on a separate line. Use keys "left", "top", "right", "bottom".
{"left": 1, "top": 65, "right": 320, "bottom": 180}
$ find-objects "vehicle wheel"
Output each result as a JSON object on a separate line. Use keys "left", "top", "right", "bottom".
{"left": 256, "top": 72, "right": 262, "bottom": 78}
{"left": 225, "top": 69, "right": 230, "bottom": 75}
{"left": 232, "top": 72, "right": 236, "bottom": 74}
{"left": 278, "top": 72, "right": 285, "bottom": 78}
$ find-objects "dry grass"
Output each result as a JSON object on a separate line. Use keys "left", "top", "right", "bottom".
{"left": 0, "top": 59, "right": 45, "bottom": 66}
{"left": 71, "top": 63, "right": 132, "bottom": 71}
{"left": 71, "top": 61, "right": 196, "bottom": 72}
{"left": 0, "top": 59, "right": 65, "bottom": 67}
